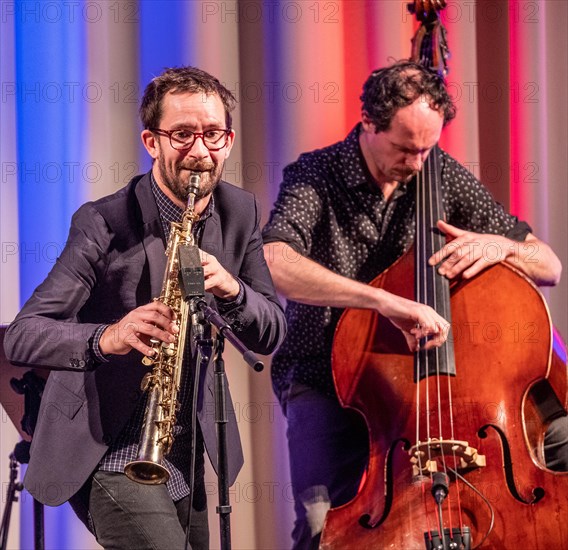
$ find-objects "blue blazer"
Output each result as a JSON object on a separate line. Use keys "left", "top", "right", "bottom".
{"left": 4, "top": 173, "right": 286, "bottom": 506}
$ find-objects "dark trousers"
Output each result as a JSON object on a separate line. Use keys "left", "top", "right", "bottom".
{"left": 281, "top": 383, "right": 369, "bottom": 550}
{"left": 70, "top": 471, "right": 209, "bottom": 550}
{"left": 281, "top": 383, "right": 568, "bottom": 550}
{"left": 544, "top": 413, "right": 568, "bottom": 470}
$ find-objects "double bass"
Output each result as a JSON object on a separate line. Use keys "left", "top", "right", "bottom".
{"left": 320, "top": 2, "right": 568, "bottom": 548}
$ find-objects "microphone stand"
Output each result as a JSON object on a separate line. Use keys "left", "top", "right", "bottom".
{"left": 0, "top": 452, "right": 23, "bottom": 550}
{"left": 194, "top": 299, "right": 264, "bottom": 373}
{"left": 192, "top": 298, "right": 264, "bottom": 550}
{"left": 212, "top": 331, "right": 231, "bottom": 548}
{"left": 178, "top": 240, "right": 264, "bottom": 550}
{"left": 1, "top": 370, "right": 46, "bottom": 550}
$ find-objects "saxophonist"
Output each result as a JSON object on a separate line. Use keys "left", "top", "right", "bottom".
{"left": 4, "top": 66, "right": 287, "bottom": 550}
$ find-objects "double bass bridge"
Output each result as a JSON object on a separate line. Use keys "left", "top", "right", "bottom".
{"left": 409, "top": 438, "right": 486, "bottom": 477}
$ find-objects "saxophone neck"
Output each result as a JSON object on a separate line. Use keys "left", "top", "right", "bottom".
{"left": 181, "top": 198, "right": 199, "bottom": 238}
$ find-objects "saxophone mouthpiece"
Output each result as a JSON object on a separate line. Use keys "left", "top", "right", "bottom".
{"left": 188, "top": 171, "right": 201, "bottom": 196}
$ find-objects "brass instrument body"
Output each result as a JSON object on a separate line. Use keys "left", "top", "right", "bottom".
{"left": 124, "top": 174, "right": 201, "bottom": 485}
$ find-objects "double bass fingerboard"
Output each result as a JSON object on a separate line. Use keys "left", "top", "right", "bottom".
{"left": 415, "top": 146, "right": 456, "bottom": 380}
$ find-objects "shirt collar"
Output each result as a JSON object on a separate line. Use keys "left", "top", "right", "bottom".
{"left": 150, "top": 171, "right": 215, "bottom": 226}
{"left": 339, "top": 123, "right": 376, "bottom": 190}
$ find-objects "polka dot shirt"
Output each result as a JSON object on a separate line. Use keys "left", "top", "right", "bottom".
{"left": 262, "top": 124, "right": 531, "bottom": 397}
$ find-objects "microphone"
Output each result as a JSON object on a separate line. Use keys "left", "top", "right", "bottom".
{"left": 177, "top": 170, "right": 205, "bottom": 341}
{"left": 177, "top": 243, "right": 205, "bottom": 341}
{"left": 431, "top": 472, "right": 449, "bottom": 504}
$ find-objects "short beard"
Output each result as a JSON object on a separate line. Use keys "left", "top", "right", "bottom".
{"left": 157, "top": 155, "right": 222, "bottom": 203}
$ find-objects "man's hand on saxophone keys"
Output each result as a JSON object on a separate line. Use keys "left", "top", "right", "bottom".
{"left": 99, "top": 302, "right": 179, "bottom": 356}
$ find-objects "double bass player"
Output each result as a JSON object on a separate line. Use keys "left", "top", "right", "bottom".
{"left": 262, "top": 60, "right": 567, "bottom": 549}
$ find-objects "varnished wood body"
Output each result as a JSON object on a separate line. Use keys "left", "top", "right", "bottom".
{"left": 321, "top": 254, "right": 568, "bottom": 549}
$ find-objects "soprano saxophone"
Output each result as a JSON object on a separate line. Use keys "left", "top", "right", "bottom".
{"left": 124, "top": 172, "right": 202, "bottom": 484}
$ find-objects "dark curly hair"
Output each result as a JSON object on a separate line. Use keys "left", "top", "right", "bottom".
{"left": 360, "top": 60, "right": 456, "bottom": 133}
{"left": 140, "top": 66, "right": 236, "bottom": 130}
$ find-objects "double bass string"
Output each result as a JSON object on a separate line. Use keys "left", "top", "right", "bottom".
{"left": 430, "top": 146, "right": 467, "bottom": 540}
{"left": 416, "top": 158, "right": 445, "bottom": 538}
{"left": 417, "top": 147, "right": 469, "bottom": 542}
{"left": 415, "top": 161, "right": 434, "bottom": 535}
{"left": 414, "top": 164, "right": 430, "bottom": 477}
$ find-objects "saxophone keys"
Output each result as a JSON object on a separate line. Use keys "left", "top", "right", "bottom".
{"left": 162, "top": 342, "right": 176, "bottom": 357}
{"left": 142, "top": 355, "right": 155, "bottom": 367}
{"left": 140, "top": 372, "right": 152, "bottom": 391}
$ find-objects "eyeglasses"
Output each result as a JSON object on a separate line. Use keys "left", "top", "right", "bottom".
{"left": 150, "top": 128, "right": 231, "bottom": 152}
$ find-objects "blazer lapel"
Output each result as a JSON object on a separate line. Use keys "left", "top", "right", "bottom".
{"left": 134, "top": 173, "right": 167, "bottom": 299}
{"left": 201, "top": 203, "right": 222, "bottom": 261}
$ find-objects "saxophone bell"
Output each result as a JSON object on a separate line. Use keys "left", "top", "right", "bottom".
{"left": 124, "top": 382, "right": 171, "bottom": 484}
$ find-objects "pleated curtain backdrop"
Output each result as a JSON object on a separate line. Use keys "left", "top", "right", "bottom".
{"left": 1, "top": 1, "right": 566, "bottom": 548}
